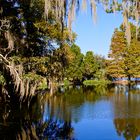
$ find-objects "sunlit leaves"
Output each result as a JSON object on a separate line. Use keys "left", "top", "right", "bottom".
{"left": 107, "top": 23, "right": 140, "bottom": 79}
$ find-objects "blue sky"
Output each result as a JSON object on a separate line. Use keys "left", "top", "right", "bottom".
{"left": 72, "top": 5, "right": 123, "bottom": 58}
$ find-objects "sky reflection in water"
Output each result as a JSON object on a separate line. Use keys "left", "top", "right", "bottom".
{"left": 42, "top": 85, "right": 140, "bottom": 140}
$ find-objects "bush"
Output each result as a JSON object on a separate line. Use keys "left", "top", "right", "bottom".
{"left": 83, "top": 79, "right": 111, "bottom": 94}
{"left": 83, "top": 79, "right": 110, "bottom": 86}
{"left": 64, "top": 79, "right": 71, "bottom": 87}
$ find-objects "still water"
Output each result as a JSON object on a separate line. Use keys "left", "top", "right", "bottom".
{"left": 1, "top": 84, "right": 140, "bottom": 140}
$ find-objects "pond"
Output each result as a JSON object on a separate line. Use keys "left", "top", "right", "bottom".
{"left": 1, "top": 84, "right": 140, "bottom": 140}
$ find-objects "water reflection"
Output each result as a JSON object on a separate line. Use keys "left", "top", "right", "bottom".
{"left": 1, "top": 85, "right": 140, "bottom": 139}
{"left": 114, "top": 119, "right": 140, "bottom": 140}
{"left": 0, "top": 94, "right": 74, "bottom": 140}
{"left": 112, "top": 84, "right": 140, "bottom": 140}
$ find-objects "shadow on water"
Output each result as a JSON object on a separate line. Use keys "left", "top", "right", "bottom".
{"left": 1, "top": 85, "right": 140, "bottom": 139}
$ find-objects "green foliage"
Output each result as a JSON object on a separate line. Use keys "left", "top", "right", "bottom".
{"left": 37, "top": 78, "right": 48, "bottom": 90}
{"left": 66, "top": 44, "right": 84, "bottom": 83}
{"left": 65, "top": 44, "right": 108, "bottom": 85}
{"left": 0, "top": 0, "right": 109, "bottom": 96}
{"left": 23, "top": 73, "right": 44, "bottom": 81}
{"left": 0, "top": 73, "right": 5, "bottom": 85}
{"left": 83, "top": 79, "right": 110, "bottom": 86}
{"left": 95, "top": 69, "right": 106, "bottom": 80}
{"left": 0, "top": 0, "right": 78, "bottom": 95}
{"left": 83, "top": 80, "right": 95, "bottom": 86}
{"left": 63, "top": 79, "right": 71, "bottom": 87}
{"left": 124, "top": 39, "right": 140, "bottom": 78}
{"left": 83, "top": 79, "right": 110, "bottom": 94}
{"left": 107, "top": 26, "right": 128, "bottom": 78}
{"left": 82, "top": 51, "right": 98, "bottom": 79}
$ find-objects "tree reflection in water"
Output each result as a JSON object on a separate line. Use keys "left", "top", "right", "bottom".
{"left": 114, "top": 119, "right": 140, "bottom": 140}
{"left": 0, "top": 94, "right": 74, "bottom": 140}
{"left": 113, "top": 84, "right": 140, "bottom": 140}
{"left": 1, "top": 85, "right": 140, "bottom": 140}
{"left": 0, "top": 87, "right": 100, "bottom": 140}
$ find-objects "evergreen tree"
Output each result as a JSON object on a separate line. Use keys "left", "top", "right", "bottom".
{"left": 107, "top": 28, "right": 127, "bottom": 79}
{"left": 107, "top": 24, "right": 140, "bottom": 81}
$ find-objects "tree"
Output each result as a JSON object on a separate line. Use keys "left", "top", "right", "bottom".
{"left": 82, "top": 51, "right": 97, "bottom": 80}
{"left": 107, "top": 23, "right": 140, "bottom": 81}
{"left": 94, "top": 55, "right": 107, "bottom": 80}
{"left": 65, "top": 44, "right": 84, "bottom": 84}
{"left": 107, "top": 28, "right": 127, "bottom": 79}
{"left": 0, "top": 0, "right": 140, "bottom": 101}
{"left": 125, "top": 39, "right": 140, "bottom": 79}
{"left": 46, "top": 43, "right": 75, "bottom": 95}
{"left": 0, "top": 0, "right": 76, "bottom": 101}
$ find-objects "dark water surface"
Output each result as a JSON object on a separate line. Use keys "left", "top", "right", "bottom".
{"left": 1, "top": 85, "right": 140, "bottom": 140}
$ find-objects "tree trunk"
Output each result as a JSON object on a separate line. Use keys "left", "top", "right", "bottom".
{"left": 49, "top": 79, "right": 54, "bottom": 96}
{"left": 128, "top": 75, "right": 131, "bottom": 81}
{"left": 127, "top": 75, "right": 131, "bottom": 91}
{"left": 48, "top": 78, "right": 57, "bottom": 96}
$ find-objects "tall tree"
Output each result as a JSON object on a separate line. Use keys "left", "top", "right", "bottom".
{"left": 82, "top": 51, "right": 97, "bottom": 80}
{"left": 66, "top": 44, "right": 84, "bottom": 84}
{"left": 107, "top": 23, "right": 140, "bottom": 81}
{"left": 124, "top": 40, "right": 140, "bottom": 79}
{"left": 107, "top": 28, "right": 127, "bottom": 79}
